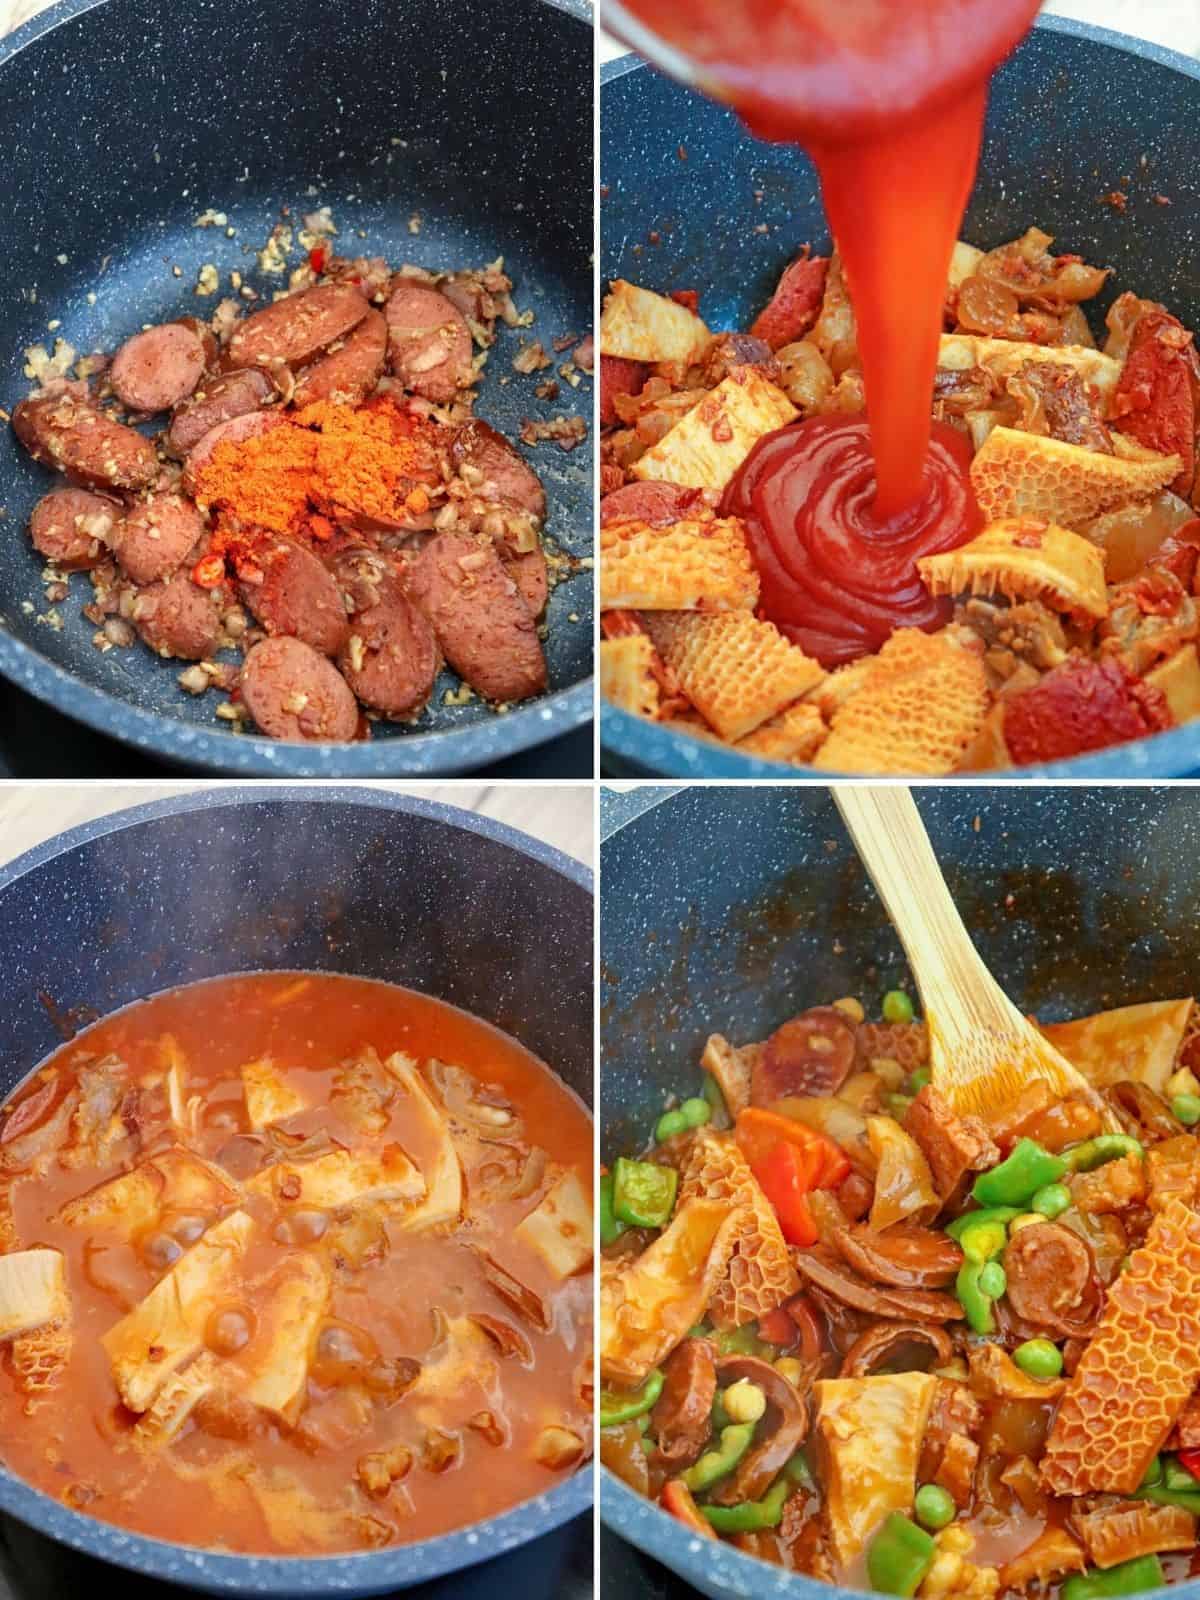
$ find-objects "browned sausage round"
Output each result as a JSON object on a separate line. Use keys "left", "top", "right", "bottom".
{"left": 650, "top": 1338, "right": 717, "bottom": 1470}
{"left": 1003, "top": 1222, "right": 1093, "bottom": 1334}
{"left": 131, "top": 569, "right": 223, "bottom": 660}
{"left": 452, "top": 418, "right": 546, "bottom": 521}
{"left": 239, "top": 538, "right": 350, "bottom": 656}
{"left": 600, "top": 482, "right": 715, "bottom": 527}
{"left": 292, "top": 308, "right": 388, "bottom": 408}
{"left": 839, "top": 1321, "right": 954, "bottom": 1378}
{"left": 111, "top": 492, "right": 204, "bottom": 587}
{"left": 338, "top": 591, "right": 439, "bottom": 718}
{"left": 29, "top": 488, "right": 121, "bottom": 570}
{"left": 752, "top": 1007, "right": 857, "bottom": 1105}
{"left": 407, "top": 530, "right": 547, "bottom": 703}
{"left": 502, "top": 547, "right": 549, "bottom": 619}
{"left": 385, "top": 283, "right": 474, "bottom": 404}
{"left": 13, "top": 391, "right": 158, "bottom": 493}
{"left": 110, "top": 321, "right": 210, "bottom": 413}
{"left": 166, "top": 369, "right": 275, "bottom": 458}
{"left": 223, "top": 285, "right": 370, "bottom": 372}
{"left": 184, "top": 409, "right": 287, "bottom": 495}
{"left": 328, "top": 545, "right": 405, "bottom": 615}
{"left": 239, "top": 636, "right": 359, "bottom": 742}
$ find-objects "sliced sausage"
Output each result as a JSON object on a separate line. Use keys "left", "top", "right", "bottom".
{"left": 110, "top": 320, "right": 211, "bottom": 413}
{"left": 239, "top": 538, "right": 350, "bottom": 656}
{"left": 451, "top": 418, "right": 546, "bottom": 522}
{"left": 13, "top": 391, "right": 158, "bottom": 492}
{"left": 29, "top": 488, "right": 121, "bottom": 570}
{"left": 223, "top": 285, "right": 370, "bottom": 373}
{"left": 839, "top": 1321, "right": 954, "bottom": 1378}
{"left": 407, "top": 530, "right": 547, "bottom": 703}
{"left": 752, "top": 1007, "right": 857, "bottom": 1104}
{"left": 385, "top": 283, "right": 474, "bottom": 404}
{"left": 1002, "top": 1222, "right": 1093, "bottom": 1335}
{"left": 502, "top": 547, "right": 549, "bottom": 619}
{"left": 131, "top": 567, "right": 223, "bottom": 660}
{"left": 110, "top": 492, "right": 204, "bottom": 587}
{"left": 600, "top": 482, "right": 716, "bottom": 527}
{"left": 600, "top": 354, "right": 648, "bottom": 426}
{"left": 650, "top": 1338, "right": 717, "bottom": 1470}
{"left": 292, "top": 308, "right": 388, "bottom": 408}
{"left": 166, "top": 369, "right": 275, "bottom": 458}
{"left": 338, "top": 591, "right": 439, "bottom": 719}
{"left": 239, "top": 636, "right": 359, "bottom": 742}
{"left": 710, "top": 1356, "right": 808, "bottom": 1506}
{"left": 828, "top": 1221, "right": 963, "bottom": 1290}
{"left": 184, "top": 409, "right": 287, "bottom": 495}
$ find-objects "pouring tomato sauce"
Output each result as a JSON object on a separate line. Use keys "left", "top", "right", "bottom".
{"left": 610, "top": 0, "right": 1042, "bottom": 664}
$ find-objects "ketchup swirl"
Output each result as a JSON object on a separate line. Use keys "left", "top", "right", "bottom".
{"left": 724, "top": 415, "right": 982, "bottom": 667}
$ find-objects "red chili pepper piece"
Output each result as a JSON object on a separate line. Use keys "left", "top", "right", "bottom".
{"left": 309, "top": 246, "right": 327, "bottom": 274}
{"left": 191, "top": 553, "right": 226, "bottom": 589}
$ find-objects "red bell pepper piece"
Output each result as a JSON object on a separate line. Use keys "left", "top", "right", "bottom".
{"left": 1177, "top": 1448, "right": 1200, "bottom": 1481}
{"left": 661, "top": 1479, "right": 718, "bottom": 1539}
{"left": 753, "top": 1141, "right": 819, "bottom": 1247}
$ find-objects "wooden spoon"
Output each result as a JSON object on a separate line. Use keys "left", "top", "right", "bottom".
{"left": 833, "top": 785, "right": 1100, "bottom": 1123}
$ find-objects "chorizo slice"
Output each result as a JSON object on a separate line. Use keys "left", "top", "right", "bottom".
{"left": 452, "top": 418, "right": 546, "bottom": 522}
{"left": 13, "top": 391, "right": 158, "bottom": 493}
{"left": 338, "top": 591, "right": 440, "bottom": 720}
{"left": 407, "top": 530, "right": 547, "bottom": 703}
{"left": 131, "top": 568, "right": 223, "bottom": 661}
{"left": 839, "top": 1321, "right": 954, "bottom": 1378}
{"left": 110, "top": 320, "right": 211, "bottom": 413}
{"left": 239, "top": 539, "right": 350, "bottom": 657}
{"left": 223, "top": 285, "right": 370, "bottom": 373}
{"left": 184, "top": 409, "right": 287, "bottom": 494}
{"left": 385, "top": 283, "right": 474, "bottom": 404}
{"left": 29, "top": 488, "right": 120, "bottom": 570}
{"left": 1002, "top": 1222, "right": 1093, "bottom": 1335}
{"left": 599, "top": 354, "right": 648, "bottom": 426}
{"left": 291, "top": 308, "right": 388, "bottom": 409}
{"left": 502, "top": 547, "right": 549, "bottom": 620}
{"left": 599, "top": 481, "right": 715, "bottom": 528}
{"left": 751, "top": 1007, "right": 857, "bottom": 1104}
{"left": 239, "top": 637, "right": 359, "bottom": 743}
{"left": 650, "top": 1338, "right": 717, "bottom": 1470}
{"left": 166, "top": 369, "right": 275, "bottom": 459}
{"left": 111, "top": 492, "right": 205, "bottom": 587}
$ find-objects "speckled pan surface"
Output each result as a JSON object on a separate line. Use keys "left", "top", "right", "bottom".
{"left": 599, "top": 17, "right": 1200, "bottom": 781}
{"left": 0, "top": 786, "right": 592, "bottom": 1594}
{"left": 599, "top": 783, "right": 1200, "bottom": 1599}
{"left": 0, "top": 0, "right": 594, "bottom": 777}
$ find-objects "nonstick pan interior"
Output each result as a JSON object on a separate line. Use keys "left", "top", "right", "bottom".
{"left": 0, "top": 0, "right": 594, "bottom": 776}
{"left": 599, "top": 17, "right": 1200, "bottom": 780}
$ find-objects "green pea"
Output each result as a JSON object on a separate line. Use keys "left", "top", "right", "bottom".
{"left": 883, "top": 989, "right": 915, "bottom": 1024}
{"left": 914, "top": 1483, "right": 956, "bottom": 1532}
{"left": 907, "top": 1066, "right": 932, "bottom": 1095}
{"left": 1172, "top": 1094, "right": 1200, "bottom": 1127}
{"left": 679, "top": 1097, "right": 712, "bottom": 1130}
{"left": 1013, "top": 1338, "right": 1063, "bottom": 1380}
{"left": 1031, "top": 1182, "right": 1071, "bottom": 1220}
{"left": 655, "top": 1108, "right": 688, "bottom": 1143}
{"left": 978, "top": 1260, "right": 1006, "bottom": 1299}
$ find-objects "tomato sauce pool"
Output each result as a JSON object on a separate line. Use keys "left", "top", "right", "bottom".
{"left": 612, "top": 0, "right": 1042, "bottom": 665}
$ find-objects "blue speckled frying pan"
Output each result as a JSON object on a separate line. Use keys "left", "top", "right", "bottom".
{"left": 599, "top": 782, "right": 1200, "bottom": 1598}
{"left": 0, "top": 787, "right": 592, "bottom": 1594}
{"left": 0, "top": 0, "right": 594, "bottom": 777}
{"left": 600, "top": 18, "right": 1200, "bottom": 780}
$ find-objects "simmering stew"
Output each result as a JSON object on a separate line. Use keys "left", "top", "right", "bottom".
{"left": 0, "top": 972, "right": 593, "bottom": 1554}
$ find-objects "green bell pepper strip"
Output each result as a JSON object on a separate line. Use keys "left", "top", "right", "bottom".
{"left": 946, "top": 1207, "right": 1019, "bottom": 1245}
{"left": 700, "top": 1476, "right": 791, "bottom": 1534}
{"left": 1161, "top": 1456, "right": 1200, "bottom": 1492}
{"left": 599, "top": 1369, "right": 664, "bottom": 1428}
{"left": 867, "top": 1513, "right": 937, "bottom": 1597}
{"left": 972, "top": 1139, "right": 1066, "bottom": 1208}
{"left": 953, "top": 1216, "right": 1010, "bottom": 1265}
{"left": 1139, "top": 1456, "right": 1164, "bottom": 1490}
{"left": 715, "top": 1322, "right": 766, "bottom": 1358}
{"left": 956, "top": 1261, "right": 997, "bottom": 1334}
{"left": 784, "top": 1451, "right": 814, "bottom": 1488}
{"left": 599, "top": 1172, "right": 627, "bottom": 1248}
{"left": 612, "top": 1156, "right": 678, "bottom": 1229}
{"left": 1140, "top": 1486, "right": 1200, "bottom": 1514}
{"left": 1061, "top": 1556, "right": 1163, "bottom": 1600}
{"left": 710, "top": 1391, "right": 732, "bottom": 1433}
{"left": 1060, "top": 1134, "right": 1144, "bottom": 1174}
{"left": 683, "top": 1423, "right": 755, "bottom": 1493}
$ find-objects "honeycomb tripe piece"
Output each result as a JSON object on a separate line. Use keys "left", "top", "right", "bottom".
{"left": 1041, "top": 1196, "right": 1200, "bottom": 1496}
{"left": 918, "top": 518, "right": 1109, "bottom": 624}
{"left": 10, "top": 1322, "right": 71, "bottom": 1412}
{"left": 132, "top": 1352, "right": 218, "bottom": 1450}
{"left": 679, "top": 1129, "right": 799, "bottom": 1329}
{"left": 600, "top": 279, "right": 710, "bottom": 365}
{"left": 734, "top": 701, "right": 828, "bottom": 765}
{"left": 642, "top": 611, "right": 825, "bottom": 743}
{"left": 631, "top": 368, "right": 798, "bottom": 491}
{"left": 938, "top": 334, "right": 1122, "bottom": 409}
{"left": 970, "top": 426, "right": 1181, "bottom": 525}
{"left": 701, "top": 1035, "right": 762, "bottom": 1119}
{"left": 600, "top": 635, "right": 661, "bottom": 719}
{"left": 812, "top": 628, "right": 989, "bottom": 776}
{"left": 600, "top": 516, "right": 760, "bottom": 612}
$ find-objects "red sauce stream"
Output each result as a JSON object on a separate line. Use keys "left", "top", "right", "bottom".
{"left": 613, "top": 0, "right": 1042, "bottom": 662}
